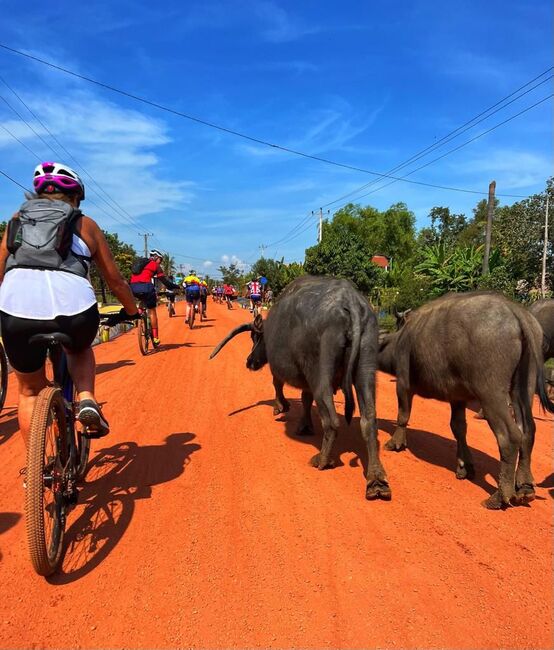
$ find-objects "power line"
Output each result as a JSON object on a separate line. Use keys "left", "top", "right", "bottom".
{"left": 0, "top": 41, "right": 536, "bottom": 199}
{"left": 321, "top": 69, "right": 553, "bottom": 209}
{"left": 0, "top": 168, "right": 28, "bottom": 191}
{"left": 0, "top": 76, "right": 147, "bottom": 234}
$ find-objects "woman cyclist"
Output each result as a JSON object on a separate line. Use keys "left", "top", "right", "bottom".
{"left": 183, "top": 270, "right": 201, "bottom": 323}
{"left": 0, "top": 162, "right": 139, "bottom": 445}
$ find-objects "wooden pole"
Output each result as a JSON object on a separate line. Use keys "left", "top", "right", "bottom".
{"left": 482, "top": 180, "right": 496, "bottom": 275}
{"left": 541, "top": 194, "right": 550, "bottom": 298}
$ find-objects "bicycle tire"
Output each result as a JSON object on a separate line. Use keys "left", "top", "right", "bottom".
{"left": 138, "top": 315, "right": 149, "bottom": 355}
{"left": 188, "top": 310, "right": 195, "bottom": 330}
{"left": 0, "top": 341, "right": 8, "bottom": 412}
{"left": 26, "top": 386, "right": 68, "bottom": 576}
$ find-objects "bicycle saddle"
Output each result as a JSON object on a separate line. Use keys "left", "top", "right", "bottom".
{"left": 29, "top": 332, "right": 73, "bottom": 347}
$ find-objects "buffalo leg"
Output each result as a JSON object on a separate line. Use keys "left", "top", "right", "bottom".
{"left": 481, "top": 398, "right": 522, "bottom": 509}
{"left": 356, "top": 374, "right": 391, "bottom": 501}
{"left": 386, "top": 381, "right": 413, "bottom": 451}
{"left": 450, "top": 402, "right": 475, "bottom": 480}
{"left": 296, "top": 391, "right": 314, "bottom": 436}
{"left": 272, "top": 377, "right": 290, "bottom": 415}
{"left": 310, "top": 390, "right": 340, "bottom": 469}
{"left": 512, "top": 387, "right": 536, "bottom": 504}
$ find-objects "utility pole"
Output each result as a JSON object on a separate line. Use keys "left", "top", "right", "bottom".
{"left": 140, "top": 232, "right": 154, "bottom": 257}
{"left": 312, "top": 208, "right": 329, "bottom": 244}
{"left": 259, "top": 244, "right": 267, "bottom": 258}
{"left": 541, "top": 194, "right": 550, "bottom": 298}
{"left": 482, "top": 180, "right": 496, "bottom": 276}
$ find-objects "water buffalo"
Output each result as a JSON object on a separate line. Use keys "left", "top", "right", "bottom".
{"left": 210, "top": 275, "right": 391, "bottom": 501}
{"left": 528, "top": 299, "right": 554, "bottom": 360}
{"left": 378, "top": 291, "right": 554, "bottom": 509}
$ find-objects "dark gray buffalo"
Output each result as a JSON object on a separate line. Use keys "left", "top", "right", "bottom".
{"left": 378, "top": 291, "right": 554, "bottom": 509}
{"left": 528, "top": 299, "right": 554, "bottom": 360}
{"left": 210, "top": 275, "right": 391, "bottom": 501}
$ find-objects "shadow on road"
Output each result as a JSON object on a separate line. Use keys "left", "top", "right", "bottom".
{"left": 96, "top": 359, "right": 135, "bottom": 374}
{"left": 50, "top": 432, "right": 200, "bottom": 584}
{"left": 0, "top": 511, "right": 22, "bottom": 563}
{"left": 245, "top": 394, "right": 500, "bottom": 499}
{"left": 0, "top": 408, "right": 18, "bottom": 446}
{"left": 228, "top": 399, "right": 275, "bottom": 416}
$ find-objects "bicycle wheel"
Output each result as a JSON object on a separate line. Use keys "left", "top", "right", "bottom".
{"left": 0, "top": 341, "right": 8, "bottom": 412}
{"left": 138, "top": 315, "right": 149, "bottom": 355}
{"left": 26, "top": 386, "right": 68, "bottom": 576}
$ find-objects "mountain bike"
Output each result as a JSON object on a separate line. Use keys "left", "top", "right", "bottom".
{"left": 25, "top": 333, "right": 91, "bottom": 576}
{"left": 137, "top": 300, "right": 158, "bottom": 355}
{"left": 0, "top": 340, "right": 8, "bottom": 412}
{"left": 167, "top": 299, "right": 175, "bottom": 318}
{"left": 187, "top": 301, "right": 198, "bottom": 330}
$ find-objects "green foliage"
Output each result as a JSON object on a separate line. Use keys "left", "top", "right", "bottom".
{"left": 415, "top": 243, "right": 501, "bottom": 297}
{"left": 378, "top": 313, "right": 397, "bottom": 332}
{"left": 0, "top": 221, "right": 6, "bottom": 240}
{"left": 250, "top": 257, "right": 304, "bottom": 295}
{"left": 304, "top": 222, "right": 381, "bottom": 294}
{"left": 90, "top": 230, "right": 137, "bottom": 301}
{"left": 161, "top": 253, "right": 176, "bottom": 277}
{"left": 418, "top": 206, "right": 468, "bottom": 248}
{"left": 218, "top": 263, "right": 244, "bottom": 286}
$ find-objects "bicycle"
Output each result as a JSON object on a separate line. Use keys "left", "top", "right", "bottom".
{"left": 137, "top": 299, "right": 158, "bottom": 355}
{"left": 165, "top": 292, "right": 176, "bottom": 318}
{"left": 187, "top": 301, "right": 198, "bottom": 330}
{"left": 0, "top": 340, "right": 8, "bottom": 412}
{"left": 25, "top": 332, "right": 92, "bottom": 576}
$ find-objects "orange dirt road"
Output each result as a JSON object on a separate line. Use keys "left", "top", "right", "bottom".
{"left": 0, "top": 301, "right": 552, "bottom": 649}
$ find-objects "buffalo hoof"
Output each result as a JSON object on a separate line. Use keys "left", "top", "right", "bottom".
{"left": 296, "top": 424, "right": 314, "bottom": 436}
{"left": 385, "top": 438, "right": 406, "bottom": 452}
{"left": 512, "top": 484, "right": 535, "bottom": 506}
{"left": 309, "top": 453, "right": 334, "bottom": 470}
{"left": 273, "top": 401, "right": 290, "bottom": 416}
{"left": 455, "top": 463, "right": 475, "bottom": 480}
{"left": 366, "top": 480, "right": 392, "bottom": 501}
{"left": 482, "top": 490, "right": 510, "bottom": 510}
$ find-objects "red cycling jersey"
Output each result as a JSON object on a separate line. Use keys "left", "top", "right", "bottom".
{"left": 131, "top": 260, "right": 165, "bottom": 283}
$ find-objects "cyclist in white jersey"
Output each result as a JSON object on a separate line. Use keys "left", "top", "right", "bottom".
{"left": 0, "top": 162, "right": 139, "bottom": 446}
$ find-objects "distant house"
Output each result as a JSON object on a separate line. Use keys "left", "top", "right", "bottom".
{"left": 371, "top": 255, "right": 390, "bottom": 271}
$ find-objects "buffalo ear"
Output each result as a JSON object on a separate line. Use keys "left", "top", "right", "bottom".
{"left": 253, "top": 314, "right": 264, "bottom": 333}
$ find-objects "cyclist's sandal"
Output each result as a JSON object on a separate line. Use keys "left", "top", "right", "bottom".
{"left": 78, "top": 399, "right": 110, "bottom": 438}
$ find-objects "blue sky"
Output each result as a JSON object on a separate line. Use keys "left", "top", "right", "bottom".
{"left": 0, "top": 1, "right": 552, "bottom": 277}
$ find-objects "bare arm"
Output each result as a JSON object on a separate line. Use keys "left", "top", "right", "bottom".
{"left": 0, "top": 213, "right": 18, "bottom": 284}
{"left": 82, "top": 217, "right": 137, "bottom": 314}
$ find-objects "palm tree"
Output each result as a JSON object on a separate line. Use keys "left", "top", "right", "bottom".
{"left": 161, "top": 253, "right": 176, "bottom": 277}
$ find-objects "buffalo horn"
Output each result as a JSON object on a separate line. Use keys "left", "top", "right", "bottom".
{"left": 209, "top": 323, "right": 253, "bottom": 359}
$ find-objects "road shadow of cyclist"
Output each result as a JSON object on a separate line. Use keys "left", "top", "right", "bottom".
{"left": 49, "top": 432, "right": 200, "bottom": 584}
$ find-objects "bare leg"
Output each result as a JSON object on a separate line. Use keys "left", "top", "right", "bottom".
{"left": 149, "top": 306, "right": 159, "bottom": 332}
{"left": 66, "top": 347, "right": 96, "bottom": 403}
{"left": 14, "top": 368, "right": 48, "bottom": 450}
{"left": 450, "top": 401, "right": 475, "bottom": 480}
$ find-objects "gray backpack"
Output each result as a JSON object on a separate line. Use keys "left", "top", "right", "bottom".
{"left": 5, "top": 198, "right": 90, "bottom": 277}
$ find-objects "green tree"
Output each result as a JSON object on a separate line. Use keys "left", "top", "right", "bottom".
{"left": 418, "top": 206, "right": 468, "bottom": 248}
{"left": 218, "top": 263, "right": 244, "bottom": 286}
{"left": 304, "top": 222, "right": 381, "bottom": 294}
{"left": 160, "top": 253, "right": 176, "bottom": 277}
{"left": 90, "top": 230, "right": 136, "bottom": 302}
{"left": 250, "top": 257, "right": 304, "bottom": 295}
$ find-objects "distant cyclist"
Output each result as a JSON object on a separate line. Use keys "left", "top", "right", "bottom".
{"left": 223, "top": 283, "right": 234, "bottom": 309}
{"left": 199, "top": 279, "right": 208, "bottom": 318}
{"left": 130, "top": 249, "right": 178, "bottom": 346}
{"left": 0, "top": 162, "right": 139, "bottom": 443}
{"left": 183, "top": 270, "right": 201, "bottom": 323}
{"left": 215, "top": 284, "right": 224, "bottom": 304}
{"left": 247, "top": 277, "right": 262, "bottom": 313}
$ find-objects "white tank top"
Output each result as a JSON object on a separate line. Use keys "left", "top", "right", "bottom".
{"left": 0, "top": 234, "right": 97, "bottom": 319}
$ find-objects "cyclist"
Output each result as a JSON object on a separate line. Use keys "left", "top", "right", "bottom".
{"left": 223, "top": 283, "right": 234, "bottom": 309}
{"left": 215, "top": 284, "right": 224, "bottom": 304}
{"left": 130, "top": 249, "right": 177, "bottom": 346}
{"left": 183, "top": 270, "right": 201, "bottom": 323}
{"left": 247, "top": 277, "right": 263, "bottom": 313}
{"left": 199, "top": 278, "right": 208, "bottom": 318}
{"left": 165, "top": 274, "right": 177, "bottom": 315}
{"left": 0, "top": 162, "right": 139, "bottom": 444}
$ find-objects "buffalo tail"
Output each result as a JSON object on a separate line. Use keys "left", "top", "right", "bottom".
{"left": 342, "top": 307, "right": 361, "bottom": 425}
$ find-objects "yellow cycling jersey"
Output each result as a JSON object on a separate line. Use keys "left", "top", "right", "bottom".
{"left": 183, "top": 274, "right": 201, "bottom": 287}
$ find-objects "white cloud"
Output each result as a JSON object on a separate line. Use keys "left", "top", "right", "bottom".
{"left": 0, "top": 86, "right": 196, "bottom": 221}
{"left": 203, "top": 260, "right": 213, "bottom": 268}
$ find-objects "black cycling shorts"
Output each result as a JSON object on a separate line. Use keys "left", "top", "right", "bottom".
{"left": 0, "top": 304, "right": 100, "bottom": 374}
{"left": 131, "top": 282, "right": 157, "bottom": 309}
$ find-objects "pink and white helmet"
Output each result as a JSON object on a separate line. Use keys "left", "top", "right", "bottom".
{"left": 33, "top": 162, "right": 85, "bottom": 199}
